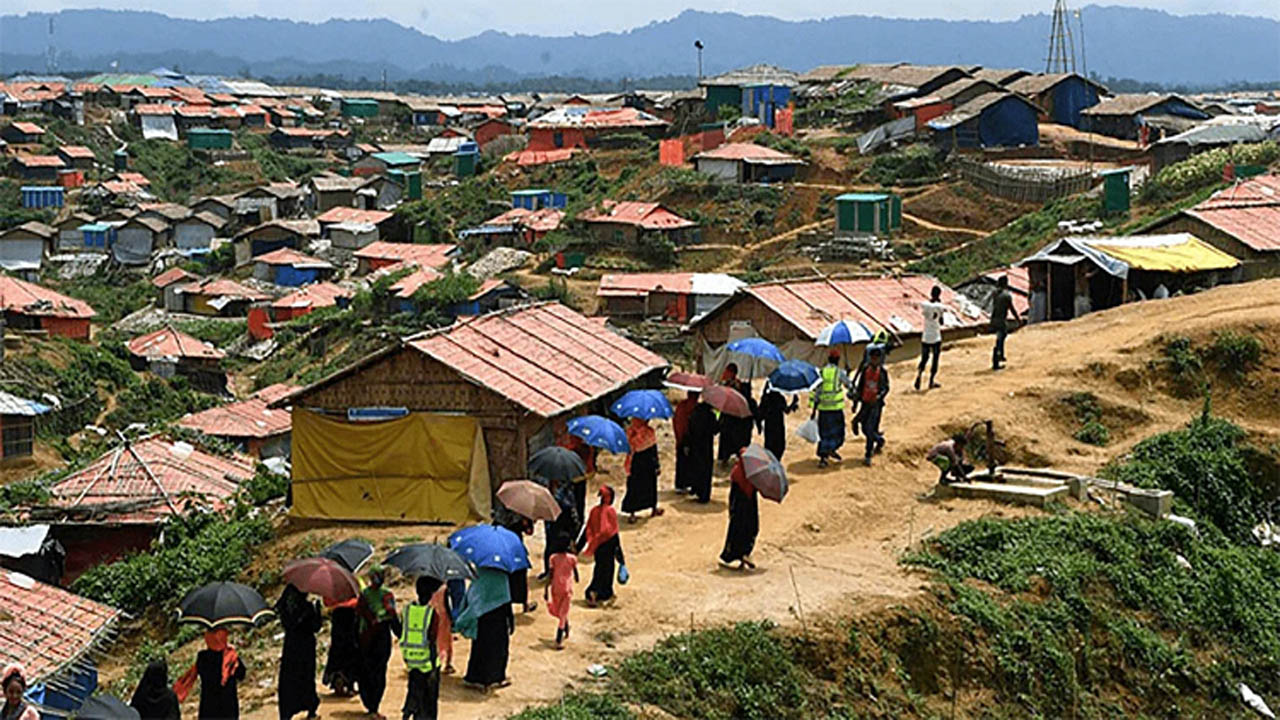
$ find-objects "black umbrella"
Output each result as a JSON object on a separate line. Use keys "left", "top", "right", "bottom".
{"left": 75, "top": 695, "right": 140, "bottom": 720}
{"left": 528, "top": 446, "right": 587, "bottom": 484}
{"left": 384, "top": 543, "right": 475, "bottom": 581}
{"left": 320, "top": 539, "right": 375, "bottom": 573}
{"left": 178, "top": 581, "right": 274, "bottom": 629}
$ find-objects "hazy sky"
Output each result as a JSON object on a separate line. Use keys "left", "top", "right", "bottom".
{"left": 6, "top": 0, "right": 1278, "bottom": 38}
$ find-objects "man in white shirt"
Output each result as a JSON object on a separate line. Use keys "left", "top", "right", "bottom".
{"left": 914, "top": 285, "right": 945, "bottom": 391}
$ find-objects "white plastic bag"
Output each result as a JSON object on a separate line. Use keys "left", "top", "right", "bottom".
{"left": 796, "top": 418, "right": 820, "bottom": 444}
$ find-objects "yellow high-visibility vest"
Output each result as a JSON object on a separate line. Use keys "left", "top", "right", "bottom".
{"left": 813, "top": 365, "right": 845, "bottom": 412}
{"left": 399, "top": 603, "right": 438, "bottom": 672}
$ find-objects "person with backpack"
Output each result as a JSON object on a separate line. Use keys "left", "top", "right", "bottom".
{"left": 850, "top": 345, "right": 890, "bottom": 466}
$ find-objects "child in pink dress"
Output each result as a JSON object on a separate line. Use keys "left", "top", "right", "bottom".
{"left": 544, "top": 551, "right": 579, "bottom": 649}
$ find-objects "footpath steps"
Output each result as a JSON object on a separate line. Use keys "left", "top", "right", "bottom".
{"left": 936, "top": 480, "right": 1069, "bottom": 507}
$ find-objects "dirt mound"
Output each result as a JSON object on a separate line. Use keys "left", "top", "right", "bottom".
{"left": 903, "top": 181, "right": 1038, "bottom": 233}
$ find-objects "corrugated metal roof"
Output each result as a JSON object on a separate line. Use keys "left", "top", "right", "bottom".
{"left": 178, "top": 386, "right": 297, "bottom": 439}
{"left": 49, "top": 437, "right": 252, "bottom": 525}
{"left": 57, "top": 145, "right": 94, "bottom": 159}
{"left": 175, "top": 277, "right": 270, "bottom": 301}
{"left": 406, "top": 303, "right": 668, "bottom": 417}
{"left": 693, "top": 142, "right": 801, "bottom": 163}
{"left": 127, "top": 326, "right": 226, "bottom": 361}
{"left": 1186, "top": 174, "right": 1280, "bottom": 252}
{"left": 316, "top": 207, "right": 393, "bottom": 225}
{"left": 133, "top": 103, "right": 174, "bottom": 115}
{"left": 254, "top": 248, "right": 333, "bottom": 269}
{"left": 529, "top": 106, "right": 666, "bottom": 129}
{"left": 354, "top": 241, "right": 456, "bottom": 269}
{"left": 390, "top": 266, "right": 444, "bottom": 298}
{"left": 1080, "top": 93, "right": 1201, "bottom": 116}
{"left": 598, "top": 273, "right": 695, "bottom": 297}
{"left": 151, "top": 267, "right": 196, "bottom": 288}
{"left": 10, "top": 121, "right": 45, "bottom": 134}
{"left": 579, "top": 200, "right": 696, "bottom": 230}
{"left": 0, "top": 573, "right": 121, "bottom": 685}
{"left": 15, "top": 154, "right": 65, "bottom": 168}
{"left": 0, "top": 275, "right": 96, "bottom": 319}
{"left": 928, "top": 92, "right": 1041, "bottom": 130}
{"left": 271, "top": 282, "right": 353, "bottom": 310}
{"left": 0, "top": 390, "right": 51, "bottom": 416}
{"left": 700, "top": 64, "right": 798, "bottom": 88}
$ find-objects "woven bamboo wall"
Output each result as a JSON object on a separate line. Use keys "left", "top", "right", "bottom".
{"left": 694, "top": 295, "right": 807, "bottom": 345}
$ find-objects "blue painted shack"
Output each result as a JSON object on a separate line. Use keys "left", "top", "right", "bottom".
{"left": 741, "top": 83, "right": 792, "bottom": 128}
{"left": 253, "top": 247, "right": 335, "bottom": 287}
{"left": 79, "top": 222, "right": 118, "bottom": 250}
{"left": 928, "top": 92, "right": 1042, "bottom": 151}
{"left": 1080, "top": 94, "right": 1209, "bottom": 141}
{"left": 21, "top": 186, "right": 64, "bottom": 209}
{"left": 1007, "top": 73, "right": 1107, "bottom": 129}
{"left": 699, "top": 64, "right": 798, "bottom": 122}
{"left": 510, "top": 189, "right": 567, "bottom": 210}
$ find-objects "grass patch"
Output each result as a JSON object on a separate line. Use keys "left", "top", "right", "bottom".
{"left": 861, "top": 144, "right": 943, "bottom": 186}
{"left": 508, "top": 694, "right": 634, "bottom": 720}
{"left": 174, "top": 318, "right": 248, "bottom": 348}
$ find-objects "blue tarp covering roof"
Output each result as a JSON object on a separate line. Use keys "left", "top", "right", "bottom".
{"left": 0, "top": 390, "right": 52, "bottom": 416}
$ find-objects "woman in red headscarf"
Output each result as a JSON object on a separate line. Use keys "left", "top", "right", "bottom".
{"left": 2, "top": 665, "right": 40, "bottom": 720}
{"left": 577, "top": 485, "right": 626, "bottom": 607}
{"left": 174, "top": 629, "right": 246, "bottom": 719}
{"left": 620, "top": 417, "right": 663, "bottom": 522}
{"left": 719, "top": 450, "right": 759, "bottom": 571}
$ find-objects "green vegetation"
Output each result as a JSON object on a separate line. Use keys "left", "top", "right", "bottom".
{"left": 411, "top": 270, "right": 481, "bottom": 308}
{"left": 795, "top": 83, "right": 880, "bottom": 126}
{"left": 508, "top": 694, "right": 634, "bottom": 720}
{"left": 0, "top": 179, "right": 55, "bottom": 231}
{"left": 72, "top": 502, "right": 275, "bottom": 615}
{"left": 238, "top": 130, "right": 330, "bottom": 182}
{"left": 174, "top": 318, "right": 247, "bottom": 348}
{"left": 861, "top": 144, "right": 944, "bottom": 186}
{"left": 55, "top": 273, "right": 155, "bottom": 325}
{"left": 1157, "top": 330, "right": 1264, "bottom": 392}
{"left": 1140, "top": 141, "right": 1280, "bottom": 203}
{"left": 0, "top": 479, "right": 53, "bottom": 513}
{"left": 104, "top": 376, "right": 219, "bottom": 430}
{"left": 1063, "top": 392, "right": 1110, "bottom": 446}
{"left": 1206, "top": 329, "right": 1263, "bottom": 377}
{"left": 240, "top": 464, "right": 290, "bottom": 506}
{"left": 753, "top": 131, "right": 810, "bottom": 160}
{"left": 1101, "top": 411, "right": 1279, "bottom": 544}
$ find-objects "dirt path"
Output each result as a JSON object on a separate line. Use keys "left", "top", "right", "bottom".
{"left": 902, "top": 211, "right": 991, "bottom": 237}
{"left": 227, "top": 281, "right": 1280, "bottom": 720}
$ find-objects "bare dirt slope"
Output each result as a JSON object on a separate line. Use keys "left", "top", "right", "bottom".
{"left": 207, "top": 280, "right": 1280, "bottom": 720}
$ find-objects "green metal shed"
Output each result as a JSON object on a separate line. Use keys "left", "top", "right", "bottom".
{"left": 835, "top": 193, "right": 901, "bottom": 234}
{"left": 387, "top": 169, "right": 423, "bottom": 200}
{"left": 1100, "top": 168, "right": 1131, "bottom": 215}
{"left": 705, "top": 86, "right": 743, "bottom": 117}
{"left": 341, "top": 98, "right": 380, "bottom": 118}
{"left": 187, "top": 128, "right": 233, "bottom": 150}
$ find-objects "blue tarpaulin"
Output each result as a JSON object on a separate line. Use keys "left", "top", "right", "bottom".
{"left": 979, "top": 96, "right": 1039, "bottom": 148}
{"left": 274, "top": 265, "right": 320, "bottom": 287}
{"left": 1050, "top": 77, "right": 1099, "bottom": 128}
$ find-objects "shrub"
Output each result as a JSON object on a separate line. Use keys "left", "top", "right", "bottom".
{"left": 1161, "top": 335, "right": 1202, "bottom": 381}
{"left": 1206, "top": 330, "right": 1262, "bottom": 376}
{"left": 1074, "top": 420, "right": 1110, "bottom": 446}
{"left": 104, "top": 377, "right": 219, "bottom": 430}
{"left": 175, "top": 318, "right": 247, "bottom": 348}
{"left": 861, "top": 144, "right": 943, "bottom": 185}
{"left": 0, "top": 479, "right": 52, "bottom": 512}
{"left": 240, "top": 464, "right": 290, "bottom": 506}
{"left": 57, "top": 274, "right": 154, "bottom": 325}
{"left": 1141, "top": 141, "right": 1280, "bottom": 202}
{"left": 508, "top": 694, "right": 634, "bottom": 720}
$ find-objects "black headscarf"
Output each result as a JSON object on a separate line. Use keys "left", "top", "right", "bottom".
{"left": 130, "top": 660, "right": 180, "bottom": 720}
{"left": 275, "top": 584, "right": 313, "bottom": 633}
{"left": 415, "top": 576, "right": 443, "bottom": 605}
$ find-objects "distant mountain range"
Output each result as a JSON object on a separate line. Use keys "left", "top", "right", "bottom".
{"left": 2, "top": 7, "right": 1277, "bottom": 88}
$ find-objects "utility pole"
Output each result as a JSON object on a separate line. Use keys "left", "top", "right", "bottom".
{"left": 694, "top": 40, "right": 704, "bottom": 80}
{"left": 1077, "top": 7, "right": 1093, "bottom": 173}
{"left": 1045, "top": 0, "right": 1077, "bottom": 74}
{"left": 46, "top": 17, "right": 57, "bottom": 75}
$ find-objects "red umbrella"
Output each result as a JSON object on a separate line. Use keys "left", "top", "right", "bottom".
{"left": 664, "top": 371, "right": 710, "bottom": 392}
{"left": 701, "top": 384, "right": 752, "bottom": 418}
{"left": 739, "top": 444, "right": 788, "bottom": 503}
{"left": 497, "top": 480, "right": 562, "bottom": 522}
{"left": 282, "top": 558, "right": 360, "bottom": 603}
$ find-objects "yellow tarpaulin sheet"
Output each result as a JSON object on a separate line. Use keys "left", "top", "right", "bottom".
{"left": 1088, "top": 234, "right": 1240, "bottom": 273}
{"left": 291, "top": 409, "right": 491, "bottom": 523}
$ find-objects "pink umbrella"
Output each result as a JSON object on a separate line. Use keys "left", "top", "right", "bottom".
{"left": 282, "top": 557, "right": 361, "bottom": 603}
{"left": 663, "top": 371, "right": 710, "bottom": 392}
{"left": 497, "top": 480, "right": 562, "bottom": 522}
{"left": 701, "top": 384, "right": 752, "bottom": 418}
{"left": 739, "top": 444, "right": 788, "bottom": 503}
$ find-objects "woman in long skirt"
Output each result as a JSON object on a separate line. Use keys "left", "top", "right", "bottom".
{"left": 174, "top": 630, "right": 247, "bottom": 720}
{"left": 275, "top": 584, "right": 322, "bottom": 720}
{"left": 456, "top": 568, "right": 514, "bottom": 691}
{"left": 579, "top": 485, "right": 626, "bottom": 606}
{"left": 621, "top": 417, "right": 662, "bottom": 521}
{"left": 685, "top": 400, "right": 720, "bottom": 503}
{"left": 495, "top": 511, "right": 536, "bottom": 612}
{"left": 355, "top": 567, "right": 401, "bottom": 718}
{"left": 322, "top": 599, "right": 360, "bottom": 696}
{"left": 719, "top": 452, "right": 760, "bottom": 570}
{"left": 757, "top": 386, "right": 796, "bottom": 462}
{"left": 544, "top": 551, "right": 579, "bottom": 648}
{"left": 672, "top": 391, "right": 699, "bottom": 493}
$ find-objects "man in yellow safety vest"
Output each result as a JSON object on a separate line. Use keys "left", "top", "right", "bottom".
{"left": 400, "top": 576, "right": 442, "bottom": 720}
{"left": 809, "top": 350, "right": 850, "bottom": 467}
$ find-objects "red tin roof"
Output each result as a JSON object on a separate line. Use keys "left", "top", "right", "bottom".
{"left": 406, "top": 302, "right": 668, "bottom": 417}
{"left": 597, "top": 272, "right": 695, "bottom": 297}
{"left": 0, "top": 275, "right": 96, "bottom": 319}
{"left": 316, "top": 206, "right": 394, "bottom": 225}
{"left": 254, "top": 248, "right": 333, "bottom": 268}
{"left": 127, "top": 326, "right": 226, "bottom": 361}
{"left": 579, "top": 200, "right": 696, "bottom": 230}
{"left": 693, "top": 142, "right": 800, "bottom": 163}
{"left": 354, "top": 241, "right": 456, "bottom": 269}
{"left": 57, "top": 145, "right": 95, "bottom": 159}
{"left": 176, "top": 277, "right": 271, "bottom": 301}
{"left": 152, "top": 267, "right": 197, "bottom": 288}
{"left": 178, "top": 384, "right": 298, "bottom": 439}
{"left": 0, "top": 573, "right": 121, "bottom": 685}
{"left": 15, "top": 154, "right": 65, "bottom": 168}
{"left": 1186, "top": 174, "right": 1280, "bottom": 252}
{"left": 271, "top": 282, "right": 353, "bottom": 311}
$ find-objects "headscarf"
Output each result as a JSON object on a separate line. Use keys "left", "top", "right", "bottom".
{"left": 625, "top": 418, "right": 656, "bottom": 474}
{"left": 174, "top": 630, "right": 239, "bottom": 701}
{"left": 583, "top": 485, "right": 619, "bottom": 557}
{"left": 275, "top": 584, "right": 313, "bottom": 634}
{"left": 130, "top": 660, "right": 176, "bottom": 720}
{"left": 720, "top": 363, "right": 738, "bottom": 384}
{"left": 415, "top": 576, "right": 443, "bottom": 605}
{"left": 453, "top": 568, "right": 512, "bottom": 640}
{"left": 673, "top": 393, "right": 698, "bottom": 445}
{"left": 730, "top": 453, "right": 755, "bottom": 496}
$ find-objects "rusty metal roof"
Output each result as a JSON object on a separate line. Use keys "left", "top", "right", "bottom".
{"left": 152, "top": 267, "right": 196, "bottom": 288}
{"left": 316, "top": 206, "right": 393, "bottom": 225}
{"left": 579, "top": 200, "right": 696, "bottom": 230}
{"left": 0, "top": 572, "right": 121, "bottom": 685}
{"left": 405, "top": 303, "right": 668, "bottom": 417}
{"left": 127, "top": 326, "right": 226, "bottom": 361}
{"left": 0, "top": 275, "right": 96, "bottom": 319}
{"left": 254, "top": 248, "right": 333, "bottom": 269}
{"left": 354, "top": 241, "right": 456, "bottom": 269}
{"left": 271, "top": 282, "right": 353, "bottom": 310}
{"left": 178, "top": 385, "right": 297, "bottom": 439}
{"left": 48, "top": 437, "right": 253, "bottom": 525}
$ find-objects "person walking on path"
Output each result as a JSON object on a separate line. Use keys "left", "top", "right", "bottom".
{"left": 810, "top": 351, "right": 850, "bottom": 467}
{"left": 544, "top": 551, "right": 579, "bottom": 649}
{"left": 456, "top": 568, "right": 514, "bottom": 691}
{"left": 757, "top": 384, "right": 797, "bottom": 462}
{"left": 991, "top": 275, "right": 1022, "bottom": 370}
{"left": 577, "top": 485, "right": 626, "bottom": 607}
{"left": 927, "top": 434, "right": 973, "bottom": 485}
{"left": 496, "top": 512, "right": 537, "bottom": 612}
{"left": 915, "top": 286, "right": 946, "bottom": 391}
{"left": 672, "top": 391, "right": 698, "bottom": 494}
{"left": 130, "top": 660, "right": 180, "bottom": 720}
{"left": 719, "top": 450, "right": 759, "bottom": 571}
{"left": 2, "top": 666, "right": 40, "bottom": 720}
{"left": 716, "top": 364, "right": 756, "bottom": 470}
{"left": 275, "top": 584, "right": 322, "bottom": 720}
{"left": 428, "top": 583, "right": 455, "bottom": 676}
{"left": 543, "top": 478, "right": 581, "bottom": 577}
{"left": 851, "top": 346, "right": 890, "bottom": 467}
{"left": 174, "top": 630, "right": 246, "bottom": 720}
{"left": 355, "top": 566, "right": 401, "bottom": 719}
{"left": 684, "top": 398, "right": 719, "bottom": 503}
{"left": 322, "top": 596, "right": 361, "bottom": 697}
{"left": 555, "top": 419, "right": 595, "bottom": 525}
{"left": 400, "top": 576, "right": 443, "bottom": 720}
{"left": 621, "top": 417, "right": 663, "bottom": 521}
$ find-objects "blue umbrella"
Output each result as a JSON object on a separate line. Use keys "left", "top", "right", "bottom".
{"left": 567, "top": 415, "right": 630, "bottom": 454}
{"left": 768, "top": 359, "right": 820, "bottom": 394}
{"left": 610, "top": 390, "right": 673, "bottom": 420}
{"left": 815, "top": 319, "right": 873, "bottom": 346}
{"left": 447, "top": 525, "right": 531, "bottom": 574}
{"left": 726, "top": 337, "right": 786, "bottom": 362}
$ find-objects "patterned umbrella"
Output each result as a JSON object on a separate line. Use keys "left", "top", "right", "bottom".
{"left": 610, "top": 389, "right": 674, "bottom": 420}
{"left": 447, "top": 525, "right": 531, "bottom": 573}
{"left": 701, "top": 384, "right": 752, "bottom": 418}
{"left": 282, "top": 557, "right": 360, "bottom": 603}
{"left": 496, "top": 480, "right": 562, "bottom": 521}
{"left": 663, "top": 371, "right": 711, "bottom": 392}
{"left": 567, "top": 415, "right": 629, "bottom": 454}
{"left": 815, "top": 319, "right": 874, "bottom": 346}
{"left": 739, "top": 444, "right": 788, "bottom": 503}
{"left": 178, "top": 582, "right": 274, "bottom": 629}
